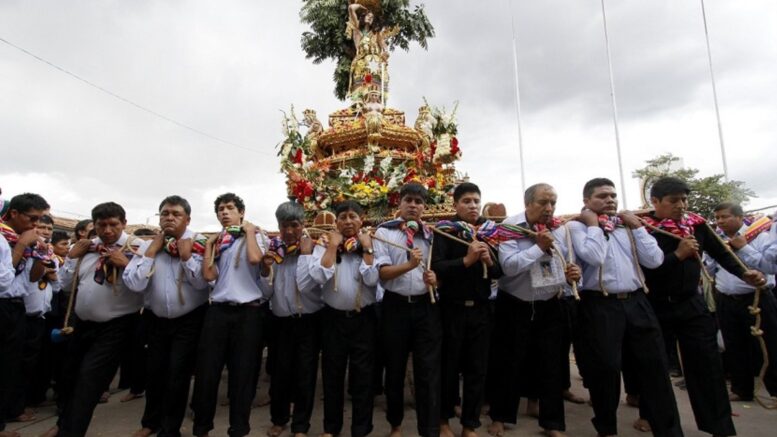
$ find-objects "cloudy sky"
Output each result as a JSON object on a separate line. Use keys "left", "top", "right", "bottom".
{"left": 1, "top": 0, "right": 775, "bottom": 231}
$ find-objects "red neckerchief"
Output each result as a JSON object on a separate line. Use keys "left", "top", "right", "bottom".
{"left": 643, "top": 212, "right": 706, "bottom": 238}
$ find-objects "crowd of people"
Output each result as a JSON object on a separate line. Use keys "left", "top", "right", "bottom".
{"left": 0, "top": 176, "right": 776, "bottom": 437}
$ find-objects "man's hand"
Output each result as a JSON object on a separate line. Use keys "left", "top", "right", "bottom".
{"left": 618, "top": 211, "right": 643, "bottom": 230}
{"left": 579, "top": 209, "right": 599, "bottom": 227}
{"left": 565, "top": 263, "right": 582, "bottom": 283}
{"left": 206, "top": 233, "right": 219, "bottom": 247}
{"left": 299, "top": 233, "right": 314, "bottom": 255}
{"left": 478, "top": 243, "right": 494, "bottom": 267}
{"left": 260, "top": 254, "right": 275, "bottom": 277}
{"left": 408, "top": 248, "right": 423, "bottom": 268}
{"left": 535, "top": 230, "right": 555, "bottom": 252}
{"left": 464, "top": 242, "right": 487, "bottom": 267}
{"left": 68, "top": 239, "right": 92, "bottom": 259}
{"left": 106, "top": 249, "right": 130, "bottom": 268}
{"left": 16, "top": 229, "right": 41, "bottom": 247}
{"left": 44, "top": 267, "right": 58, "bottom": 282}
{"left": 243, "top": 221, "right": 257, "bottom": 235}
{"left": 729, "top": 235, "right": 747, "bottom": 251}
{"left": 329, "top": 231, "right": 344, "bottom": 248}
{"left": 144, "top": 234, "right": 165, "bottom": 259}
{"left": 674, "top": 237, "right": 700, "bottom": 261}
{"left": 743, "top": 269, "right": 767, "bottom": 288}
{"left": 357, "top": 230, "right": 372, "bottom": 249}
{"left": 423, "top": 270, "right": 437, "bottom": 287}
{"left": 177, "top": 238, "right": 193, "bottom": 261}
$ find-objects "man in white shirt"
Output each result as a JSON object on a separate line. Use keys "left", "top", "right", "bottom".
{"left": 0, "top": 193, "right": 49, "bottom": 437}
{"left": 190, "top": 193, "right": 267, "bottom": 437}
{"left": 568, "top": 178, "right": 682, "bottom": 437}
{"left": 43, "top": 202, "right": 144, "bottom": 437}
{"left": 310, "top": 201, "right": 377, "bottom": 437}
{"left": 710, "top": 202, "right": 777, "bottom": 402}
{"left": 373, "top": 183, "right": 439, "bottom": 437}
{"left": 124, "top": 196, "right": 210, "bottom": 437}
{"left": 260, "top": 201, "right": 323, "bottom": 437}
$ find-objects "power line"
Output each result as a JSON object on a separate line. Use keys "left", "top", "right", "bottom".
{"left": 0, "top": 35, "right": 267, "bottom": 156}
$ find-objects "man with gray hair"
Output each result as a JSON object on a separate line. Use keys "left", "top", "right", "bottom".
{"left": 260, "top": 201, "right": 323, "bottom": 437}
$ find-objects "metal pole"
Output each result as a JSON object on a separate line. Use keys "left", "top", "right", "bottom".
{"left": 700, "top": 0, "right": 729, "bottom": 181}
{"left": 600, "top": 0, "right": 628, "bottom": 209}
{"left": 508, "top": 0, "right": 527, "bottom": 193}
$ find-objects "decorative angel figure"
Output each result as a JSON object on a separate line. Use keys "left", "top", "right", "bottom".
{"left": 346, "top": 0, "right": 398, "bottom": 106}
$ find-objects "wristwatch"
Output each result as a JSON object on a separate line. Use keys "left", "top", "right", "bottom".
{"left": 364, "top": 247, "right": 374, "bottom": 255}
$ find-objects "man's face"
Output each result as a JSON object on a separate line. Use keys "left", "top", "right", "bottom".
{"left": 77, "top": 222, "right": 94, "bottom": 240}
{"left": 159, "top": 203, "right": 190, "bottom": 238}
{"left": 651, "top": 192, "right": 688, "bottom": 221}
{"left": 6, "top": 208, "right": 46, "bottom": 234}
{"left": 714, "top": 208, "right": 743, "bottom": 236}
{"left": 525, "top": 187, "right": 557, "bottom": 225}
{"left": 584, "top": 185, "right": 618, "bottom": 216}
{"left": 216, "top": 201, "right": 243, "bottom": 227}
{"left": 454, "top": 192, "right": 481, "bottom": 224}
{"left": 95, "top": 217, "right": 126, "bottom": 245}
{"left": 35, "top": 222, "right": 54, "bottom": 242}
{"left": 279, "top": 220, "right": 303, "bottom": 245}
{"left": 52, "top": 240, "right": 70, "bottom": 257}
{"left": 336, "top": 210, "right": 363, "bottom": 238}
{"left": 399, "top": 194, "right": 425, "bottom": 221}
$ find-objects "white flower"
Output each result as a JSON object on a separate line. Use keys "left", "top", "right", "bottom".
{"left": 363, "top": 154, "right": 375, "bottom": 172}
{"left": 379, "top": 156, "right": 392, "bottom": 175}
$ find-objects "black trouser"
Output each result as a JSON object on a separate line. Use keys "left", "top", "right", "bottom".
{"left": 8, "top": 315, "right": 45, "bottom": 417}
{"left": 559, "top": 296, "right": 587, "bottom": 390}
{"left": 118, "top": 312, "right": 146, "bottom": 394}
{"left": 0, "top": 299, "right": 25, "bottom": 432}
{"left": 488, "top": 292, "right": 565, "bottom": 432}
{"left": 191, "top": 304, "right": 263, "bottom": 437}
{"left": 440, "top": 301, "right": 491, "bottom": 429}
{"left": 321, "top": 305, "right": 376, "bottom": 437}
{"left": 651, "top": 293, "right": 733, "bottom": 436}
{"left": 579, "top": 290, "right": 682, "bottom": 437}
{"left": 141, "top": 305, "right": 206, "bottom": 437}
{"left": 270, "top": 311, "right": 321, "bottom": 434}
{"left": 382, "top": 291, "right": 441, "bottom": 437}
{"left": 484, "top": 300, "right": 499, "bottom": 406}
{"left": 718, "top": 290, "right": 777, "bottom": 399}
{"left": 56, "top": 312, "right": 139, "bottom": 437}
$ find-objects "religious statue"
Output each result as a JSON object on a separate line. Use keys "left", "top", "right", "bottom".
{"left": 414, "top": 103, "right": 434, "bottom": 151}
{"left": 302, "top": 108, "right": 323, "bottom": 156}
{"left": 346, "top": 0, "right": 398, "bottom": 106}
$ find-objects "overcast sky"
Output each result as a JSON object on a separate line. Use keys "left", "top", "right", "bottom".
{"left": 1, "top": 0, "right": 775, "bottom": 231}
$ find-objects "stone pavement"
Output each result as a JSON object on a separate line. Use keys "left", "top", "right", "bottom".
{"left": 8, "top": 363, "right": 777, "bottom": 436}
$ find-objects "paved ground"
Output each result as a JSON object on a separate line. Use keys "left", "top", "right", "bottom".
{"left": 8, "top": 360, "right": 777, "bottom": 436}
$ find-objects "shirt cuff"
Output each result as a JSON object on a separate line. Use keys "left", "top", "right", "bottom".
{"left": 524, "top": 244, "right": 546, "bottom": 262}
{"left": 183, "top": 256, "right": 200, "bottom": 271}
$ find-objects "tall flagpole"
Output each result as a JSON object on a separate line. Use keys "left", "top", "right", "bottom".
{"left": 700, "top": 0, "right": 729, "bottom": 181}
{"left": 508, "top": 0, "right": 526, "bottom": 193}
{"left": 600, "top": 0, "right": 628, "bottom": 209}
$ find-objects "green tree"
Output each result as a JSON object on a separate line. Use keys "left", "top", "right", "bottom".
{"left": 300, "top": 0, "right": 435, "bottom": 100}
{"left": 633, "top": 154, "right": 755, "bottom": 218}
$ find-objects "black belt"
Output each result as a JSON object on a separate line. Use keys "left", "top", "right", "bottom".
{"left": 384, "top": 290, "right": 430, "bottom": 304}
{"left": 0, "top": 297, "right": 24, "bottom": 304}
{"left": 326, "top": 304, "right": 372, "bottom": 318}
{"left": 211, "top": 300, "right": 264, "bottom": 308}
{"left": 719, "top": 292, "right": 755, "bottom": 301}
{"left": 581, "top": 288, "right": 643, "bottom": 300}
{"left": 649, "top": 293, "right": 695, "bottom": 303}
{"left": 444, "top": 299, "right": 486, "bottom": 307}
{"left": 281, "top": 311, "right": 318, "bottom": 319}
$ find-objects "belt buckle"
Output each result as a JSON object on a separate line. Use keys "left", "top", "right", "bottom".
{"left": 406, "top": 295, "right": 415, "bottom": 303}
{"left": 464, "top": 300, "right": 475, "bottom": 307}
{"left": 290, "top": 312, "right": 303, "bottom": 319}
{"left": 617, "top": 293, "right": 629, "bottom": 300}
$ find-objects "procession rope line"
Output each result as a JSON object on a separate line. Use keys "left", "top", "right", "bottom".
{"left": 429, "top": 227, "right": 489, "bottom": 279}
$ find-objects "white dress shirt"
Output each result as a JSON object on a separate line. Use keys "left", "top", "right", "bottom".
{"left": 760, "top": 222, "right": 777, "bottom": 270}
{"left": 0, "top": 235, "right": 15, "bottom": 296}
{"left": 498, "top": 212, "right": 572, "bottom": 302}
{"left": 568, "top": 221, "right": 663, "bottom": 294}
{"left": 59, "top": 232, "right": 143, "bottom": 323}
{"left": 23, "top": 257, "right": 59, "bottom": 317}
{"left": 373, "top": 227, "right": 430, "bottom": 296}
{"left": 209, "top": 233, "right": 268, "bottom": 305}
{"left": 259, "top": 253, "right": 323, "bottom": 317}
{"left": 309, "top": 244, "right": 379, "bottom": 311}
{"left": 708, "top": 225, "right": 776, "bottom": 294}
{"left": 123, "top": 229, "right": 210, "bottom": 318}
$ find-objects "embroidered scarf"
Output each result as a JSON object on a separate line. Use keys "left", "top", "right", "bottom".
{"left": 0, "top": 220, "right": 53, "bottom": 275}
{"left": 643, "top": 212, "right": 706, "bottom": 239}
{"left": 162, "top": 234, "right": 207, "bottom": 258}
{"left": 436, "top": 219, "right": 500, "bottom": 248}
{"left": 598, "top": 214, "right": 624, "bottom": 239}
{"left": 377, "top": 218, "right": 433, "bottom": 249}
{"left": 495, "top": 217, "right": 563, "bottom": 242}
{"left": 267, "top": 237, "right": 300, "bottom": 264}
{"left": 89, "top": 238, "right": 138, "bottom": 285}
{"left": 212, "top": 226, "right": 244, "bottom": 261}
{"left": 317, "top": 234, "right": 362, "bottom": 263}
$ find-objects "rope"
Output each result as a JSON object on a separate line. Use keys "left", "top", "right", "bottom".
{"left": 369, "top": 232, "right": 436, "bottom": 304}
{"left": 625, "top": 228, "right": 649, "bottom": 294}
{"left": 429, "top": 227, "right": 488, "bottom": 279}
{"left": 638, "top": 218, "right": 714, "bottom": 283}
{"left": 60, "top": 256, "right": 84, "bottom": 336}
{"left": 563, "top": 225, "right": 580, "bottom": 300}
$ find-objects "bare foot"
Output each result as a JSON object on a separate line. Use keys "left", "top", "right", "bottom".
{"left": 0, "top": 431, "right": 22, "bottom": 437}
{"left": 267, "top": 425, "right": 286, "bottom": 437}
{"left": 562, "top": 389, "right": 586, "bottom": 404}
{"left": 525, "top": 399, "right": 539, "bottom": 418}
{"left": 121, "top": 391, "right": 144, "bottom": 403}
{"left": 39, "top": 426, "right": 59, "bottom": 437}
{"left": 319, "top": 434, "right": 334, "bottom": 437}
{"left": 454, "top": 405, "right": 462, "bottom": 418}
{"left": 132, "top": 428, "right": 155, "bottom": 437}
{"left": 486, "top": 421, "right": 504, "bottom": 437}
{"left": 99, "top": 391, "right": 110, "bottom": 403}
{"left": 728, "top": 393, "right": 752, "bottom": 402}
{"left": 440, "top": 422, "right": 455, "bottom": 437}
{"left": 625, "top": 393, "right": 639, "bottom": 408}
{"left": 543, "top": 430, "right": 566, "bottom": 437}
{"left": 389, "top": 426, "right": 402, "bottom": 437}
{"left": 293, "top": 434, "right": 306, "bottom": 437}
{"left": 10, "top": 411, "right": 36, "bottom": 422}
{"left": 253, "top": 394, "right": 271, "bottom": 408}
{"left": 461, "top": 427, "right": 479, "bottom": 437}
{"left": 633, "top": 417, "right": 651, "bottom": 432}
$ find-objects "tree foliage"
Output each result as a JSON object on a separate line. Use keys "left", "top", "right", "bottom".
{"left": 300, "top": 0, "right": 435, "bottom": 100}
{"left": 633, "top": 154, "right": 755, "bottom": 218}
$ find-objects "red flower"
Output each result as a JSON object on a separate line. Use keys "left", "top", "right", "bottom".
{"left": 293, "top": 148, "right": 303, "bottom": 164}
{"left": 451, "top": 137, "right": 459, "bottom": 147}
{"left": 365, "top": 73, "right": 372, "bottom": 84}
{"left": 293, "top": 181, "right": 314, "bottom": 201}
{"left": 450, "top": 138, "right": 460, "bottom": 156}
{"left": 403, "top": 168, "right": 417, "bottom": 183}
{"left": 374, "top": 177, "right": 385, "bottom": 185}
{"left": 388, "top": 192, "right": 400, "bottom": 206}
{"left": 352, "top": 171, "right": 363, "bottom": 183}
{"left": 426, "top": 178, "right": 436, "bottom": 188}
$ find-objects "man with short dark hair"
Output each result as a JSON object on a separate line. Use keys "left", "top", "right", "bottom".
{"left": 373, "top": 183, "right": 439, "bottom": 437}
{"left": 0, "top": 193, "right": 50, "bottom": 437}
{"left": 708, "top": 202, "right": 777, "bottom": 402}
{"left": 432, "top": 182, "right": 502, "bottom": 437}
{"left": 310, "top": 200, "right": 378, "bottom": 437}
{"left": 124, "top": 195, "right": 210, "bottom": 437}
{"left": 191, "top": 193, "right": 267, "bottom": 437}
{"left": 42, "top": 201, "right": 144, "bottom": 437}
{"left": 569, "top": 178, "right": 682, "bottom": 437}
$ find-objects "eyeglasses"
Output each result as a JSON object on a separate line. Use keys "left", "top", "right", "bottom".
{"left": 20, "top": 212, "right": 42, "bottom": 223}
